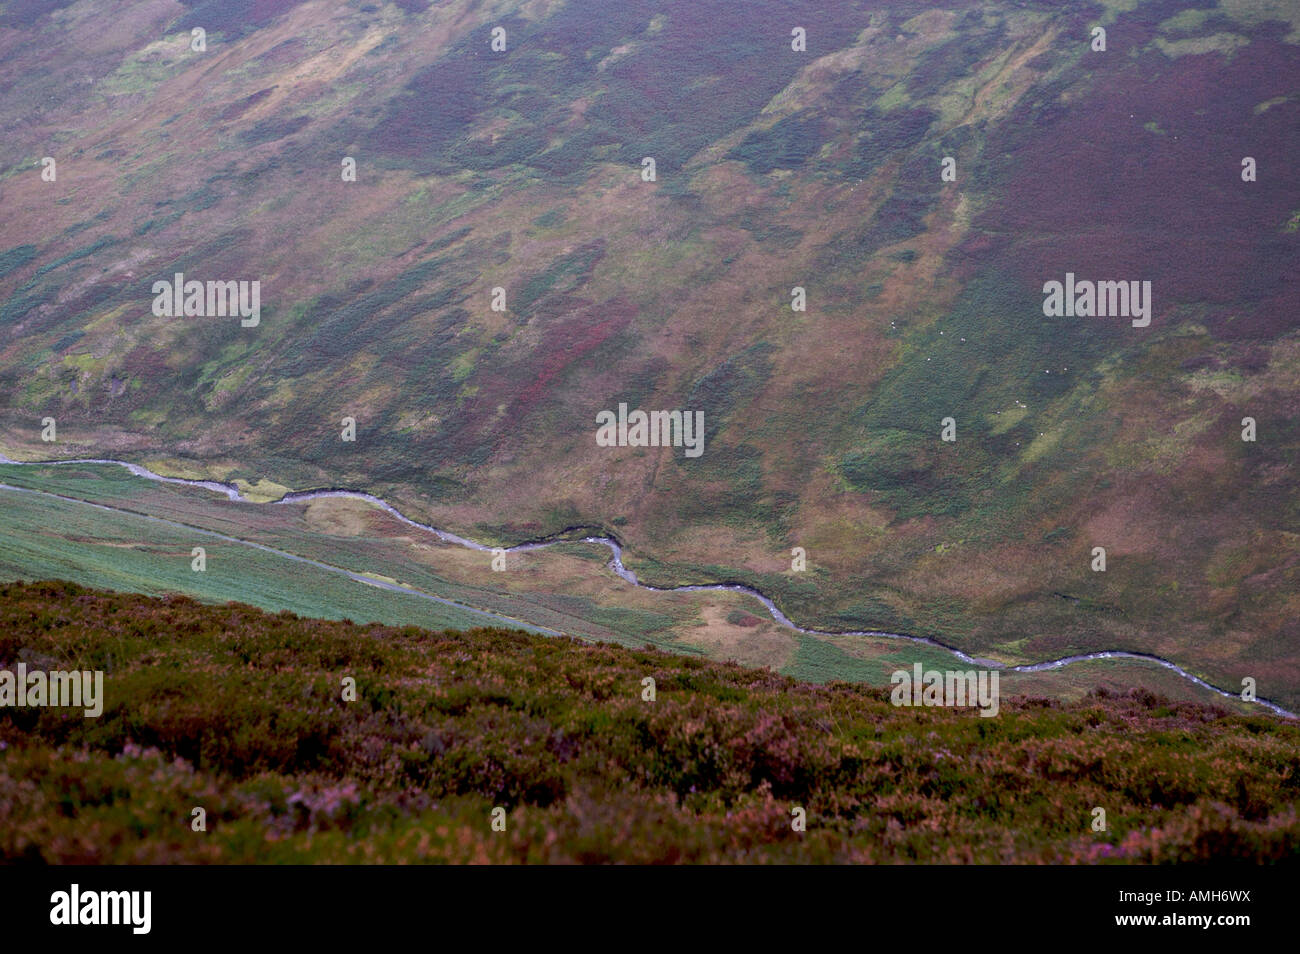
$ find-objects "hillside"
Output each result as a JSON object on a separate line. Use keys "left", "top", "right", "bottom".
{"left": 1, "top": 2, "right": 1298, "bottom": 702}
{"left": 1, "top": 580, "right": 1298, "bottom": 863}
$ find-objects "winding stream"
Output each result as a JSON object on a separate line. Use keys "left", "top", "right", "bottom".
{"left": 2, "top": 452, "right": 1293, "bottom": 719}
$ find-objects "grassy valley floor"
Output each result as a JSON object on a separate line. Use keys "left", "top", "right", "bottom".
{"left": 0, "top": 462, "right": 1275, "bottom": 714}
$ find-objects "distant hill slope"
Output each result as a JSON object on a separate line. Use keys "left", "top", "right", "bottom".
{"left": 1, "top": 580, "right": 1298, "bottom": 863}
{"left": 0, "top": 1, "right": 1297, "bottom": 690}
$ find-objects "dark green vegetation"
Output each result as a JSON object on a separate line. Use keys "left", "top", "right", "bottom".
{"left": 1, "top": 0, "right": 1298, "bottom": 704}
{"left": 2, "top": 581, "right": 1298, "bottom": 863}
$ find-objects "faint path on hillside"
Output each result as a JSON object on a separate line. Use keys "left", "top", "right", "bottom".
{"left": 0, "top": 478, "right": 560, "bottom": 637}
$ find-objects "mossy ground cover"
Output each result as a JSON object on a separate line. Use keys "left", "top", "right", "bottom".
{"left": 1, "top": 581, "right": 1297, "bottom": 864}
